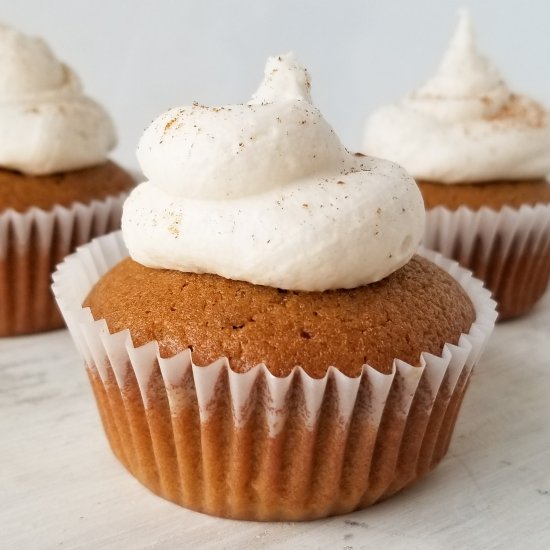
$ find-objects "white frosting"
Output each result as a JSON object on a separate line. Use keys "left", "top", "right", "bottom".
{"left": 124, "top": 53, "right": 425, "bottom": 291}
{"left": 363, "top": 10, "right": 550, "bottom": 183}
{"left": 0, "top": 24, "right": 116, "bottom": 175}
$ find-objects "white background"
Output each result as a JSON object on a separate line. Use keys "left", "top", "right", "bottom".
{"left": 2, "top": 3, "right": 550, "bottom": 548}
{"left": 1, "top": 0, "right": 549, "bottom": 171}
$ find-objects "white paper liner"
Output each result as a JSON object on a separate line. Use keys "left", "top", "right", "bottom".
{"left": 53, "top": 230, "right": 496, "bottom": 434}
{"left": 52, "top": 231, "right": 497, "bottom": 519}
{"left": 423, "top": 203, "right": 550, "bottom": 319}
{"left": 0, "top": 194, "right": 126, "bottom": 335}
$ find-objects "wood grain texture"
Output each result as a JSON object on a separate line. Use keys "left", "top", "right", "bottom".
{"left": 1, "top": 292, "right": 549, "bottom": 550}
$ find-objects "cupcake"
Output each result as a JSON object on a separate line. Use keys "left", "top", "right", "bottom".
{"left": 363, "top": 11, "right": 550, "bottom": 320}
{"left": 53, "top": 53, "right": 496, "bottom": 521}
{"left": 0, "top": 23, "right": 134, "bottom": 336}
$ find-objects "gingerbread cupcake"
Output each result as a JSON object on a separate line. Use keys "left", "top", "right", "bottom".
{"left": 0, "top": 23, "right": 134, "bottom": 336}
{"left": 363, "top": 11, "right": 550, "bottom": 320}
{"left": 53, "top": 54, "right": 496, "bottom": 521}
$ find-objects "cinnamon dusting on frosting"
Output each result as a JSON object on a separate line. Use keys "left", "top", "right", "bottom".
{"left": 124, "top": 53, "right": 425, "bottom": 290}
{"left": 363, "top": 10, "right": 550, "bottom": 183}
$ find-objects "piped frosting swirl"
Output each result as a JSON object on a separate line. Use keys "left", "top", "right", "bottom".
{"left": 124, "top": 53, "right": 425, "bottom": 291}
{"left": 0, "top": 24, "right": 116, "bottom": 175}
{"left": 363, "top": 11, "right": 550, "bottom": 183}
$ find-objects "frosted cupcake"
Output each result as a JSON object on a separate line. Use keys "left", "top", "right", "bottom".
{"left": 363, "top": 11, "right": 550, "bottom": 320}
{"left": 53, "top": 54, "right": 496, "bottom": 521}
{"left": 0, "top": 23, "right": 134, "bottom": 336}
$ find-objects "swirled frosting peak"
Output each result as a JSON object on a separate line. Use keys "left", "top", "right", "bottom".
{"left": 249, "top": 53, "right": 312, "bottom": 104}
{"left": 411, "top": 9, "right": 510, "bottom": 122}
{"left": 124, "top": 53, "right": 425, "bottom": 291}
{"left": 0, "top": 23, "right": 116, "bottom": 175}
{"left": 363, "top": 10, "right": 550, "bottom": 183}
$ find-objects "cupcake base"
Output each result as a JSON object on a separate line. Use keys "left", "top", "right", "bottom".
{"left": 424, "top": 203, "right": 550, "bottom": 321}
{"left": 52, "top": 231, "right": 496, "bottom": 521}
{"left": 459, "top": 233, "right": 550, "bottom": 320}
{"left": 86, "top": 364, "right": 472, "bottom": 520}
{"left": 0, "top": 195, "right": 126, "bottom": 336}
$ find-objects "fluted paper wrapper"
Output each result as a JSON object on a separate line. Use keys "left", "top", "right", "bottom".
{"left": 52, "top": 231, "right": 496, "bottom": 521}
{"left": 424, "top": 203, "right": 550, "bottom": 320}
{"left": 0, "top": 195, "right": 125, "bottom": 336}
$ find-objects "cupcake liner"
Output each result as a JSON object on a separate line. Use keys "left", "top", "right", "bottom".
{"left": 424, "top": 203, "right": 550, "bottom": 320}
{"left": 0, "top": 194, "right": 126, "bottom": 336}
{"left": 52, "top": 231, "right": 496, "bottom": 521}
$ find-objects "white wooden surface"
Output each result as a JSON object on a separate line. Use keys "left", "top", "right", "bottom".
{"left": 1, "top": 292, "right": 549, "bottom": 550}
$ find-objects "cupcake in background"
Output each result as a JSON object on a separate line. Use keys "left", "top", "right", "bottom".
{"left": 53, "top": 53, "right": 496, "bottom": 521}
{"left": 0, "top": 23, "right": 135, "bottom": 336}
{"left": 363, "top": 10, "right": 550, "bottom": 320}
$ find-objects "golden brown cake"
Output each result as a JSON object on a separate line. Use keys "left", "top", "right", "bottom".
{"left": 84, "top": 255, "right": 474, "bottom": 376}
{"left": 418, "top": 179, "right": 550, "bottom": 211}
{"left": 416, "top": 178, "right": 550, "bottom": 320}
{"left": 0, "top": 163, "right": 134, "bottom": 336}
{"left": 0, "top": 161, "right": 134, "bottom": 213}
{"left": 74, "top": 244, "right": 488, "bottom": 522}
{"left": 79, "top": 254, "right": 478, "bottom": 520}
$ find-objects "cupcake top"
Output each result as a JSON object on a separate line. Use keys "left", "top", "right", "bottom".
{"left": 363, "top": 11, "right": 550, "bottom": 184}
{"left": 0, "top": 23, "right": 116, "bottom": 175}
{"left": 123, "top": 53, "right": 425, "bottom": 291}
